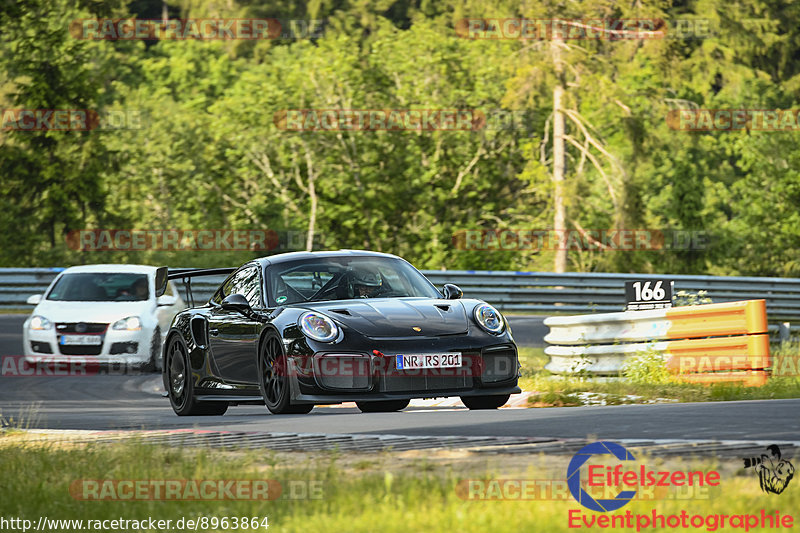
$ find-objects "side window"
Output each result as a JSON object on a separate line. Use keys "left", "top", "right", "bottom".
{"left": 211, "top": 275, "right": 235, "bottom": 305}
{"left": 237, "top": 267, "right": 262, "bottom": 308}
{"left": 213, "top": 266, "right": 262, "bottom": 308}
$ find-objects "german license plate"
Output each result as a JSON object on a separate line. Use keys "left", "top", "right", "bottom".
{"left": 59, "top": 335, "right": 102, "bottom": 346}
{"left": 395, "top": 353, "right": 462, "bottom": 370}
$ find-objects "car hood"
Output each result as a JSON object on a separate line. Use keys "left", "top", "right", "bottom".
{"left": 31, "top": 300, "right": 152, "bottom": 324}
{"left": 301, "top": 298, "right": 469, "bottom": 337}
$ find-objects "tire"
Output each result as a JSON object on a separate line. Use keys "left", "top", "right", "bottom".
{"left": 356, "top": 399, "right": 410, "bottom": 413}
{"left": 152, "top": 326, "right": 163, "bottom": 372}
{"left": 460, "top": 394, "right": 510, "bottom": 410}
{"left": 142, "top": 326, "right": 162, "bottom": 373}
{"left": 258, "top": 333, "right": 313, "bottom": 414}
{"left": 164, "top": 335, "right": 228, "bottom": 416}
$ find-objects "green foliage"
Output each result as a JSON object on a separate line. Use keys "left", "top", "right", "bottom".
{"left": 521, "top": 345, "right": 800, "bottom": 405}
{"left": 771, "top": 340, "right": 800, "bottom": 379}
{"left": 622, "top": 348, "right": 674, "bottom": 385}
{"left": 673, "top": 289, "right": 713, "bottom": 306}
{"left": 2, "top": 0, "right": 800, "bottom": 275}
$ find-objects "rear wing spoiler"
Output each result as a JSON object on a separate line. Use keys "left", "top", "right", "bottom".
{"left": 155, "top": 267, "right": 236, "bottom": 307}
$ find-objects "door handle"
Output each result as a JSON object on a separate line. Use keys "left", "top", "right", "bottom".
{"left": 209, "top": 328, "right": 219, "bottom": 336}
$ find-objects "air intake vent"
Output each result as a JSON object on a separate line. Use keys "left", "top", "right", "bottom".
{"left": 190, "top": 316, "right": 209, "bottom": 349}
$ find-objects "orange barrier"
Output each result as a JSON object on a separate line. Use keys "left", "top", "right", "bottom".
{"left": 666, "top": 301, "right": 769, "bottom": 386}
{"left": 664, "top": 299, "right": 768, "bottom": 339}
{"left": 664, "top": 334, "right": 770, "bottom": 373}
{"left": 678, "top": 371, "right": 769, "bottom": 387}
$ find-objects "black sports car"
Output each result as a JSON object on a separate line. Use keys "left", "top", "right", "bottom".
{"left": 157, "top": 250, "right": 520, "bottom": 416}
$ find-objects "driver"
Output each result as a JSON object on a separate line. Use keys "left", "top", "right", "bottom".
{"left": 132, "top": 278, "right": 149, "bottom": 299}
{"left": 351, "top": 271, "right": 382, "bottom": 298}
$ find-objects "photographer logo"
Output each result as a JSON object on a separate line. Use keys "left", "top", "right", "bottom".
{"left": 743, "top": 445, "right": 795, "bottom": 495}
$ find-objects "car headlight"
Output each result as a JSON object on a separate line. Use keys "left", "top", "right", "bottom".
{"left": 29, "top": 315, "right": 52, "bottom": 330}
{"left": 474, "top": 304, "right": 505, "bottom": 334}
{"left": 112, "top": 316, "right": 142, "bottom": 331}
{"left": 298, "top": 311, "right": 339, "bottom": 343}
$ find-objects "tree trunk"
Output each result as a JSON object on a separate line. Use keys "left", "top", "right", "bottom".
{"left": 551, "top": 40, "right": 567, "bottom": 273}
{"left": 306, "top": 173, "right": 317, "bottom": 252}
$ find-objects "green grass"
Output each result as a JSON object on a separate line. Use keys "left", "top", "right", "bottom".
{"left": 0, "top": 404, "right": 42, "bottom": 433}
{"left": 0, "top": 440, "right": 795, "bottom": 533}
{"left": 517, "top": 344, "right": 800, "bottom": 407}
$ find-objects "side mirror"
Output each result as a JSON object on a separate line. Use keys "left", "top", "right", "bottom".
{"left": 221, "top": 293, "right": 252, "bottom": 315}
{"left": 155, "top": 267, "right": 168, "bottom": 297}
{"left": 442, "top": 284, "right": 463, "bottom": 300}
{"left": 26, "top": 294, "right": 42, "bottom": 305}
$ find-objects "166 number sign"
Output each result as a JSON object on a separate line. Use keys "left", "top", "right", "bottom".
{"left": 625, "top": 280, "right": 673, "bottom": 311}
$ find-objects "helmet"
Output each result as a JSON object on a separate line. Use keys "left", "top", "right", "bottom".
{"left": 351, "top": 270, "right": 382, "bottom": 297}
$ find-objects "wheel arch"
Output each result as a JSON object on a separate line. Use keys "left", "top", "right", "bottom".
{"left": 256, "top": 324, "right": 283, "bottom": 363}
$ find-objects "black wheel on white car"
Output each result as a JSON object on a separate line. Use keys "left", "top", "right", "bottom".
{"left": 460, "top": 394, "right": 510, "bottom": 410}
{"left": 152, "top": 326, "right": 162, "bottom": 372}
{"left": 142, "top": 326, "right": 162, "bottom": 373}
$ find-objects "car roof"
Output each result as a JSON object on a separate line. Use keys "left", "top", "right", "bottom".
{"left": 60, "top": 264, "right": 157, "bottom": 274}
{"left": 255, "top": 250, "right": 401, "bottom": 267}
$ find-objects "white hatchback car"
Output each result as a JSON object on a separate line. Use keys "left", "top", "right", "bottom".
{"left": 22, "top": 264, "right": 184, "bottom": 371}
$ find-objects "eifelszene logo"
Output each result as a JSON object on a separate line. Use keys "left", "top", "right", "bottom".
{"left": 743, "top": 445, "right": 795, "bottom": 494}
{"left": 567, "top": 441, "right": 721, "bottom": 512}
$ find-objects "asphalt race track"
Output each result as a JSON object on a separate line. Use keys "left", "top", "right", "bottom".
{"left": 1, "top": 369, "right": 798, "bottom": 443}
{"left": 2, "top": 313, "right": 798, "bottom": 444}
{"left": 0, "top": 315, "right": 26, "bottom": 358}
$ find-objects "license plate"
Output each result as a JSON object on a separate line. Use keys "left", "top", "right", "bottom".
{"left": 395, "top": 353, "right": 462, "bottom": 370}
{"left": 59, "top": 335, "right": 102, "bottom": 346}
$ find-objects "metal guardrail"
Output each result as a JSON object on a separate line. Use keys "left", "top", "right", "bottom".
{"left": 2, "top": 268, "right": 799, "bottom": 322}
{"left": 422, "top": 271, "right": 800, "bottom": 322}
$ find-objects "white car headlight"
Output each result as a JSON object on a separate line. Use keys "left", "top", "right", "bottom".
{"left": 298, "top": 311, "right": 339, "bottom": 343}
{"left": 29, "top": 315, "right": 52, "bottom": 330}
{"left": 112, "top": 316, "right": 142, "bottom": 331}
{"left": 474, "top": 304, "right": 505, "bottom": 334}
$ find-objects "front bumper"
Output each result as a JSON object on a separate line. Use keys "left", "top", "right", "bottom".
{"left": 286, "top": 337, "right": 520, "bottom": 402}
{"left": 24, "top": 326, "right": 157, "bottom": 367}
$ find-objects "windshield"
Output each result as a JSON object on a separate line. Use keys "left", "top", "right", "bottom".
{"left": 267, "top": 257, "right": 440, "bottom": 306}
{"left": 47, "top": 273, "right": 150, "bottom": 302}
